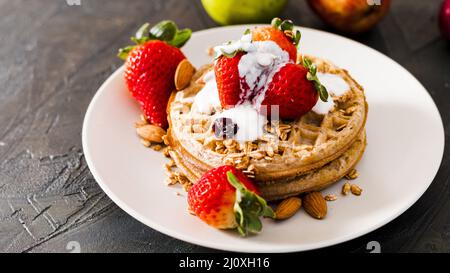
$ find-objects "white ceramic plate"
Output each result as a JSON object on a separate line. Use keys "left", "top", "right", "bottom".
{"left": 82, "top": 25, "right": 445, "bottom": 252}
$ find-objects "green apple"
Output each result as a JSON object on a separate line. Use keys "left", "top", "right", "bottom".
{"left": 201, "top": 0, "right": 288, "bottom": 25}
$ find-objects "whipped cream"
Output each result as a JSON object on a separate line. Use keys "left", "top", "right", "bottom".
{"left": 214, "top": 33, "right": 254, "bottom": 58}
{"left": 317, "top": 73, "right": 349, "bottom": 96}
{"left": 216, "top": 104, "right": 267, "bottom": 142}
{"left": 192, "top": 71, "right": 221, "bottom": 115}
{"left": 312, "top": 73, "right": 350, "bottom": 115}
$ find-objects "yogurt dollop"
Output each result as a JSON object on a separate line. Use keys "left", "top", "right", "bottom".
{"left": 214, "top": 33, "right": 254, "bottom": 58}
{"left": 192, "top": 71, "right": 221, "bottom": 115}
{"left": 216, "top": 104, "right": 267, "bottom": 142}
{"left": 312, "top": 73, "right": 350, "bottom": 115}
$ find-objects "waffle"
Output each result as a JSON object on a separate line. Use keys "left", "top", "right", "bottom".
{"left": 166, "top": 57, "right": 367, "bottom": 200}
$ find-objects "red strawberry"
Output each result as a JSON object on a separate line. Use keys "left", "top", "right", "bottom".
{"left": 188, "top": 165, "right": 274, "bottom": 235}
{"left": 214, "top": 52, "right": 244, "bottom": 108}
{"left": 119, "top": 21, "right": 192, "bottom": 128}
{"left": 252, "top": 18, "right": 301, "bottom": 62}
{"left": 262, "top": 58, "right": 328, "bottom": 120}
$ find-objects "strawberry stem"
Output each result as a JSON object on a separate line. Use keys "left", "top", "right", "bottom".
{"left": 302, "top": 57, "right": 329, "bottom": 102}
{"left": 227, "top": 172, "right": 274, "bottom": 236}
{"left": 271, "top": 18, "right": 302, "bottom": 47}
{"left": 118, "top": 20, "right": 192, "bottom": 60}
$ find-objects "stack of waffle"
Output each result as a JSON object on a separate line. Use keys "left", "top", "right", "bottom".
{"left": 166, "top": 57, "right": 368, "bottom": 201}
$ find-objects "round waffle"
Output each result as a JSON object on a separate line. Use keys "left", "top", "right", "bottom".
{"left": 166, "top": 57, "right": 367, "bottom": 199}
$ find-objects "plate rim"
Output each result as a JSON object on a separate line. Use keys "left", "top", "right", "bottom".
{"left": 82, "top": 25, "right": 445, "bottom": 253}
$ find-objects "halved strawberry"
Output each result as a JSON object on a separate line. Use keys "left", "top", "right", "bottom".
{"left": 118, "top": 21, "right": 191, "bottom": 128}
{"left": 214, "top": 52, "right": 244, "bottom": 108}
{"left": 187, "top": 165, "right": 274, "bottom": 236}
{"left": 262, "top": 57, "right": 329, "bottom": 120}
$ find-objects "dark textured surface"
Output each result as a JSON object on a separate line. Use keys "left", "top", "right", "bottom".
{"left": 0, "top": 0, "right": 448, "bottom": 253}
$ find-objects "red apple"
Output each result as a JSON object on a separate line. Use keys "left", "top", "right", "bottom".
{"left": 307, "top": 0, "right": 391, "bottom": 34}
{"left": 440, "top": 0, "right": 450, "bottom": 39}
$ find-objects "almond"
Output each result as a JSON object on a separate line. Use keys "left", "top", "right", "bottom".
{"left": 136, "top": 124, "right": 166, "bottom": 143}
{"left": 274, "top": 197, "right": 302, "bottom": 220}
{"left": 303, "top": 192, "right": 327, "bottom": 219}
{"left": 175, "top": 59, "right": 195, "bottom": 90}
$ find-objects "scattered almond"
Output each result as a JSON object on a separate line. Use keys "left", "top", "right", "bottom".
{"left": 175, "top": 59, "right": 195, "bottom": 90}
{"left": 206, "top": 46, "right": 214, "bottom": 57}
{"left": 324, "top": 194, "right": 337, "bottom": 202}
{"left": 137, "top": 125, "right": 166, "bottom": 143}
{"left": 140, "top": 139, "right": 151, "bottom": 147}
{"left": 350, "top": 184, "right": 363, "bottom": 196}
{"left": 274, "top": 197, "right": 302, "bottom": 220}
{"left": 303, "top": 192, "right": 327, "bottom": 219}
{"left": 342, "top": 182, "right": 351, "bottom": 195}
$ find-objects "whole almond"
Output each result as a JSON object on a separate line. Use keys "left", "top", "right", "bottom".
{"left": 175, "top": 59, "right": 195, "bottom": 90}
{"left": 136, "top": 124, "right": 166, "bottom": 143}
{"left": 274, "top": 197, "right": 302, "bottom": 220}
{"left": 303, "top": 192, "right": 327, "bottom": 219}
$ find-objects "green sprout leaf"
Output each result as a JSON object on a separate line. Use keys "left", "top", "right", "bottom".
{"left": 227, "top": 172, "right": 275, "bottom": 236}
{"left": 150, "top": 20, "right": 177, "bottom": 41}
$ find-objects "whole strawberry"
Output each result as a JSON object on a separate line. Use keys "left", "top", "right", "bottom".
{"left": 118, "top": 21, "right": 192, "bottom": 128}
{"left": 188, "top": 165, "right": 274, "bottom": 236}
{"left": 252, "top": 18, "right": 301, "bottom": 62}
{"left": 262, "top": 57, "right": 328, "bottom": 120}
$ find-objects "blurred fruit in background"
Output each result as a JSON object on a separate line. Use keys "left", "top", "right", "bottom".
{"left": 201, "top": 0, "right": 288, "bottom": 25}
{"left": 307, "top": 0, "right": 391, "bottom": 34}
{"left": 440, "top": 0, "right": 450, "bottom": 40}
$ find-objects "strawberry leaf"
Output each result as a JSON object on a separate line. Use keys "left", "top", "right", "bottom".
{"left": 280, "top": 19, "right": 294, "bottom": 32}
{"left": 302, "top": 57, "right": 329, "bottom": 102}
{"left": 271, "top": 17, "right": 282, "bottom": 28}
{"left": 117, "top": 45, "right": 135, "bottom": 60}
{"left": 294, "top": 30, "right": 302, "bottom": 47}
{"left": 150, "top": 20, "right": 177, "bottom": 41}
{"left": 227, "top": 172, "right": 274, "bottom": 236}
{"left": 168, "top": 28, "right": 192, "bottom": 48}
{"left": 118, "top": 20, "right": 191, "bottom": 60}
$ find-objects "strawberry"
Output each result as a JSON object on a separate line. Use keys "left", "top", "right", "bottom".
{"left": 252, "top": 18, "right": 301, "bottom": 62}
{"left": 118, "top": 21, "right": 192, "bottom": 128}
{"left": 188, "top": 165, "right": 274, "bottom": 236}
{"left": 262, "top": 58, "right": 329, "bottom": 120}
{"left": 214, "top": 52, "right": 244, "bottom": 108}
